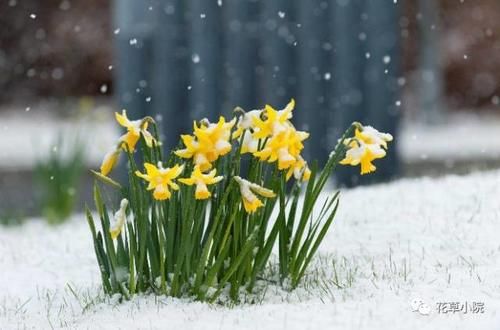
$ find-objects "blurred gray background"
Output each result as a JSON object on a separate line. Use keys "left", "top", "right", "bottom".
{"left": 1, "top": 0, "right": 500, "bottom": 218}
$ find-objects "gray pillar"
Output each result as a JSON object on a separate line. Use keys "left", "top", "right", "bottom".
{"left": 296, "top": 0, "right": 329, "bottom": 165}
{"left": 223, "top": 0, "right": 260, "bottom": 112}
{"left": 114, "top": 0, "right": 155, "bottom": 119}
{"left": 417, "top": 0, "right": 445, "bottom": 123}
{"left": 330, "top": 0, "right": 365, "bottom": 185}
{"left": 362, "top": 0, "right": 401, "bottom": 183}
{"left": 188, "top": 0, "right": 222, "bottom": 121}
{"left": 151, "top": 0, "right": 190, "bottom": 151}
{"left": 260, "top": 0, "right": 295, "bottom": 107}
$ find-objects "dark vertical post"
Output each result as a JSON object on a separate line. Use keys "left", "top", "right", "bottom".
{"left": 259, "top": 0, "right": 295, "bottom": 106}
{"left": 188, "top": 0, "right": 222, "bottom": 121}
{"left": 114, "top": 0, "right": 154, "bottom": 119}
{"left": 151, "top": 0, "right": 190, "bottom": 151}
{"left": 295, "top": 0, "right": 329, "bottom": 164}
{"left": 417, "top": 0, "right": 445, "bottom": 123}
{"left": 330, "top": 0, "right": 365, "bottom": 186}
{"left": 223, "top": 0, "right": 260, "bottom": 112}
{"left": 362, "top": 0, "right": 400, "bottom": 182}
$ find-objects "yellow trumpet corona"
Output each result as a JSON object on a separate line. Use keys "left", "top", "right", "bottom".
{"left": 179, "top": 166, "right": 223, "bottom": 200}
{"left": 135, "top": 163, "right": 184, "bottom": 200}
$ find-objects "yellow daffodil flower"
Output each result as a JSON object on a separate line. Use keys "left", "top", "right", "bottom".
{"left": 240, "top": 130, "right": 261, "bottom": 154}
{"left": 100, "top": 149, "right": 120, "bottom": 176}
{"left": 233, "top": 109, "right": 263, "bottom": 139}
{"left": 175, "top": 117, "right": 234, "bottom": 171}
{"left": 286, "top": 155, "right": 311, "bottom": 181}
{"left": 355, "top": 126, "right": 393, "bottom": 149}
{"left": 234, "top": 176, "right": 276, "bottom": 213}
{"left": 251, "top": 99, "right": 295, "bottom": 139}
{"left": 340, "top": 124, "right": 393, "bottom": 175}
{"left": 135, "top": 162, "right": 184, "bottom": 200}
{"left": 194, "top": 116, "right": 235, "bottom": 156}
{"left": 175, "top": 134, "right": 214, "bottom": 171}
{"left": 254, "top": 126, "right": 309, "bottom": 170}
{"left": 99, "top": 111, "right": 157, "bottom": 176}
{"left": 109, "top": 198, "right": 128, "bottom": 239}
{"left": 115, "top": 110, "right": 155, "bottom": 152}
{"left": 179, "top": 166, "right": 223, "bottom": 199}
{"left": 340, "top": 140, "right": 386, "bottom": 175}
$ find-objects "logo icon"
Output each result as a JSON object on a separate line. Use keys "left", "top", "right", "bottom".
{"left": 411, "top": 298, "right": 431, "bottom": 315}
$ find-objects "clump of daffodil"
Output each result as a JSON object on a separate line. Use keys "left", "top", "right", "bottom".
{"left": 99, "top": 110, "right": 156, "bottom": 176}
{"left": 175, "top": 117, "right": 234, "bottom": 171}
{"left": 179, "top": 166, "right": 223, "bottom": 200}
{"left": 109, "top": 198, "right": 128, "bottom": 239}
{"left": 87, "top": 96, "right": 394, "bottom": 304}
{"left": 340, "top": 124, "right": 393, "bottom": 175}
{"left": 135, "top": 162, "right": 184, "bottom": 200}
{"left": 233, "top": 176, "right": 276, "bottom": 213}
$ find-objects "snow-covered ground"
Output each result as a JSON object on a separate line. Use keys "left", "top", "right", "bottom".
{"left": 0, "top": 107, "right": 118, "bottom": 170}
{"left": 2, "top": 107, "right": 500, "bottom": 171}
{"left": 1, "top": 170, "right": 499, "bottom": 329}
{"left": 399, "top": 113, "right": 500, "bottom": 162}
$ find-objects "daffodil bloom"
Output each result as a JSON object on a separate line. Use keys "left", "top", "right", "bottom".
{"left": 179, "top": 166, "right": 223, "bottom": 199}
{"left": 233, "top": 109, "right": 263, "bottom": 139}
{"left": 240, "top": 130, "right": 260, "bottom": 154}
{"left": 98, "top": 111, "right": 157, "bottom": 176}
{"left": 109, "top": 198, "right": 128, "bottom": 239}
{"left": 194, "top": 116, "right": 235, "bottom": 156}
{"left": 251, "top": 99, "right": 295, "bottom": 139}
{"left": 175, "top": 117, "right": 235, "bottom": 171}
{"left": 135, "top": 162, "right": 184, "bottom": 200}
{"left": 175, "top": 134, "right": 215, "bottom": 171}
{"left": 254, "top": 127, "right": 309, "bottom": 170}
{"left": 239, "top": 109, "right": 263, "bottom": 130}
{"left": 234, "top": 176, "right": 276, "bottom": 213}
{"left": 356, "top": 126, "right": 393, "bottom": 149}
{"left": 340, "top": 140, "right": 386, "bottom": 175}
{"left": 100, "top": 149, "right": 120, "bottom": 176}
{"left": 115, "top": 110, "right": 155, "bottom": 152}
{"left": 175, "top": 134, "right": 217, "bottom": 171}
{"left": 286, "top": 155, "right": 311, "bottom": 181}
